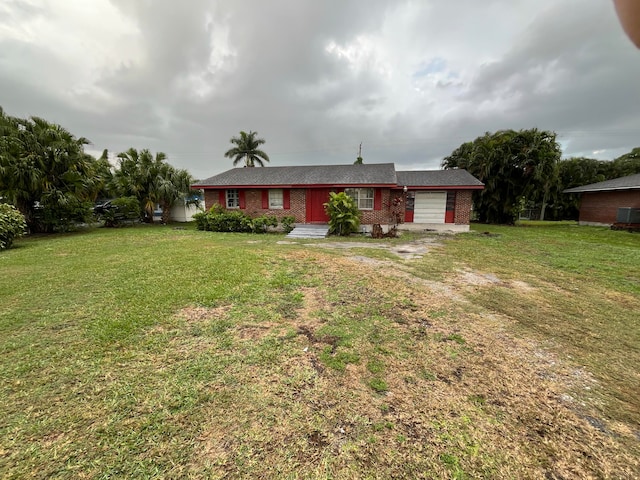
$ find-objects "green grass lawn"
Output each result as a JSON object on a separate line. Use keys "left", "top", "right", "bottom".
{"left": 1, "top": 223, "right": 638, "bottom": 478}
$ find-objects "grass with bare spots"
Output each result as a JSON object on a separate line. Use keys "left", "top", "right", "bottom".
{"left": 0, "top": 222, "right": 638, "bottom": 479}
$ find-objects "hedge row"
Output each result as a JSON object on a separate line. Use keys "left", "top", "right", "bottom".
{"left": 193, "top": 205, "right": 295, "bottom": 234}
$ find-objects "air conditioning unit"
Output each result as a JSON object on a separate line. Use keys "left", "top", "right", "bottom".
{"left": 616, "top": 207, "right": 640, "bottom": 223}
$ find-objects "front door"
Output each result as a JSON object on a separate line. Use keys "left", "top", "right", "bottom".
{"left": 306, "top": 188, "right": 331, "bottom": 222}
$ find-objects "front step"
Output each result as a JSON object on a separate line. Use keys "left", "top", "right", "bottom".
{"left": 286, "top": 225, "right": 329, "bottom": 239}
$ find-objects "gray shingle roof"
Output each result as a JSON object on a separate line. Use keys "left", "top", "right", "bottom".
{"left": 563, "top": 173, "right": 640, "bottom": 193}
{"left": 193, "top": 163, "right": 397, "bottom": 187}
{"left": 396, "top": 169, "right": 484, "bottom": 188}
{"left": 193, "top": 164, "right": 484, "bottom": 189}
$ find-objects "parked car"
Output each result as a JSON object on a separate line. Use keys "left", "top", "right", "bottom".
{"left": 94, "top": 200, "right": 115, "bottom": 215}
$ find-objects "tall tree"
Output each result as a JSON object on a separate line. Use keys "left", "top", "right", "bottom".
{"left": 442, "top": 129, "right": 561, "bottom": 224}
{"left": 0, "top": 109, "right": 99, "bottom": 232}
{"left": 93, "top": 149, "right": 114, "bottom": 201}
{"left": 609, "top": 147, "right": 640, "bottom": 178}
{"left": 550, "top": 157, "right": 608, "bottom": 220}
{"left": 112, "top": 148, "right": 193, "bottom": 223}
{"left": 224, "top": 130, "right": 270, "bottom": 167}
{"left": 154, "top": 165, "right": 194, "bottom": 224}
{"left": 113, "top": 148, "right": 165, "bottom": 222}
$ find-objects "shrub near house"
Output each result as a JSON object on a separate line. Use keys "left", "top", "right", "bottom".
{"left": 324, "top": 191, "right": 361, "bottom": 236}
{"left": 193, "top": 204, "right": 295, "bottom": 233}
{"left": 0, "top": 203, "right": 27, "bottom": 250}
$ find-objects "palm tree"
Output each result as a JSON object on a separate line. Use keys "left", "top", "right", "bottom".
{"left": 114, "top": 148, "right": 167, "bottom": 222}
{"left": 112, "top": 148, "right": 194, "bottom": 224}
{"left": 0, "top": 112, "right": 99, "bottom": 232}
{"left": 155, "top": 167, "right": 194, "bottom": 224}
{"left": 224, "top": 130, "right": 270, "bottom": 167}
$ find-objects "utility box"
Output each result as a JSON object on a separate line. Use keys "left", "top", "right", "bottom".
{"left": 616, "top": 207, "right": 640, "bottom": 223}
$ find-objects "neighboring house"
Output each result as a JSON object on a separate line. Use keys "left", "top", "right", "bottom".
{"left": 192, "top": 163, "right": 483, "bottom": 232}
{"left": 169, "top": 200, "right": 203, "bottom": 222}
{"left": 563, "top": 173, "right": 640, "bottom": 226}
{"left": 152, "top": 198, "right": 204, "bottom": 223}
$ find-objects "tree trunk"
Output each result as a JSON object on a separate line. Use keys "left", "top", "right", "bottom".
{"left": 540, "top": 187, "right": 549, "bottom": 221}
{"left": 145, "top": 205, "right": 154, "bottom": 224}
{"left": 161, "top": 202, "right": 171, "bottom": 224}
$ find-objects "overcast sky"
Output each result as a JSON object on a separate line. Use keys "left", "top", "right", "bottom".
{"left": 1, "top": 0, "right": 638, "bottom": 179}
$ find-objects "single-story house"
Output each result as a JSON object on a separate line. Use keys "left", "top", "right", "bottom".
{"left": 192, "top": 163, "right": 483, "bottom": 232}
{"left": 564, "top": 173, "right": 640, "bottom": 226}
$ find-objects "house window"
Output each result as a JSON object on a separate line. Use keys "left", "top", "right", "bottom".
{"left": 226, "top": 189, "right": 239, "bottom": 208}
{"left": 345, "top": 188, "right": 374, "bottom": 210}
{"left": 269, "top": 189, "right": 283, "bottom": 209}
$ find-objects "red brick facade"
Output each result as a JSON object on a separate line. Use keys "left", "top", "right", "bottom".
{"left": 454, "top": 190, "right": 473, "bottom": 225}
{"left": 204, "top": 188, "right": 307, "bottom": 222}
{"left": 579, "top": 190, "right": 640, "bottom": 224}
{"left": 204, "top": 187, "right": 475, "bottom": 225}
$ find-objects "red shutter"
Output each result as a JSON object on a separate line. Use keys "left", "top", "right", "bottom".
{"left": 262, "top": 190, "right": 269, "bottom": 209}
{"left": 445, "top": 191, "right": 455, "bottom": 223}
{"left": 239, "top": 190, "right": 246, "bottom": 209}
{"left": 218, "top": 190, "right": 225, "bottom": 207}
{"left": 374, "top": 189, "right": 382, "bottom": 210}
{"left": 283, "top": 190, "right": 290, "bottom": 209}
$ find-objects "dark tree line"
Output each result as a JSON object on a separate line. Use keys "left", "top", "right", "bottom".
{"left": 443, "top": 129, "right": 640, "bottom": 224}
{"left": 0, "top": 107, "right": 195, "bottom": 232}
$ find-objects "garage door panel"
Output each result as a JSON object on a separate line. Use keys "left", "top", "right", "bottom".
{"left": 414, "top": 191, "right": 446, "bottom": 223}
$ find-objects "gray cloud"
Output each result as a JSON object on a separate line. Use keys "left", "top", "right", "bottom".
{"left": 1, "top": 0, "right": 638, "bottom": 179}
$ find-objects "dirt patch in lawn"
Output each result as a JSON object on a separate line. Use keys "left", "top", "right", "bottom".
{"left": 306, "top": 235, "right": 444, "bottom": 260}
{"left": 188, "top": 245, "right": 639, "bottom": 478}
{"left": 176, "top": 305, "right": 233, "bottom": 323}
{"left": 292, "top": 287, "right": 326, "bottom": 330}
{"left": 236, "top": 322, "right": 281, "bottom": 340}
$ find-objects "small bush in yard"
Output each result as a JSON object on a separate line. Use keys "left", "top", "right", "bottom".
{"left": 250, "top": 215, "right": 278, "bottom": 233}
{"left": 281, "top": 215, "right": 296, "bottom": 233}
{"left": 193, "top": 205, "right": 252, "bottom": 232}
{"left": 210, "top": 211, "right": 253, "bottom": 232}
{"left": 193, "top": 203, "right": 226, "bottom": 230}
{"left": 324, "top": 191, "right": 361, "bottom": 236}
{"left": 192, "top": 211, "right": 209, "bottom": 230}
{"left": 0, "top": 203, "right": 27, "bottom": 250}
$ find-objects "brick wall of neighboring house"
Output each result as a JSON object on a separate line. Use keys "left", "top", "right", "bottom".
{"left": 454, "top": 190, "right": 473, "bottom": 225}
{"left": 579, "top": 190, "right": 640, "bottom": 224}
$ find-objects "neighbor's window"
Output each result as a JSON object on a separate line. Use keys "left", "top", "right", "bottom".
{"left": 345, "top": 188, "right": 374, "bottom": 210}
{"left": 269, "top": 189, "right": 283, "bottom": 209}
{"left": 226, "top": 189, "right": 239, "bottom": 208}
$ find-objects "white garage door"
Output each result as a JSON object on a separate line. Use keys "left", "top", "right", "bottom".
{"left": 414, "top": 191, "right": 447, "bottom": 223}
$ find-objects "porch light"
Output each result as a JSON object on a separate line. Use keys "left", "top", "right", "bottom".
{"left": 403, "top": 185, "right": 408, "bottom": 193}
